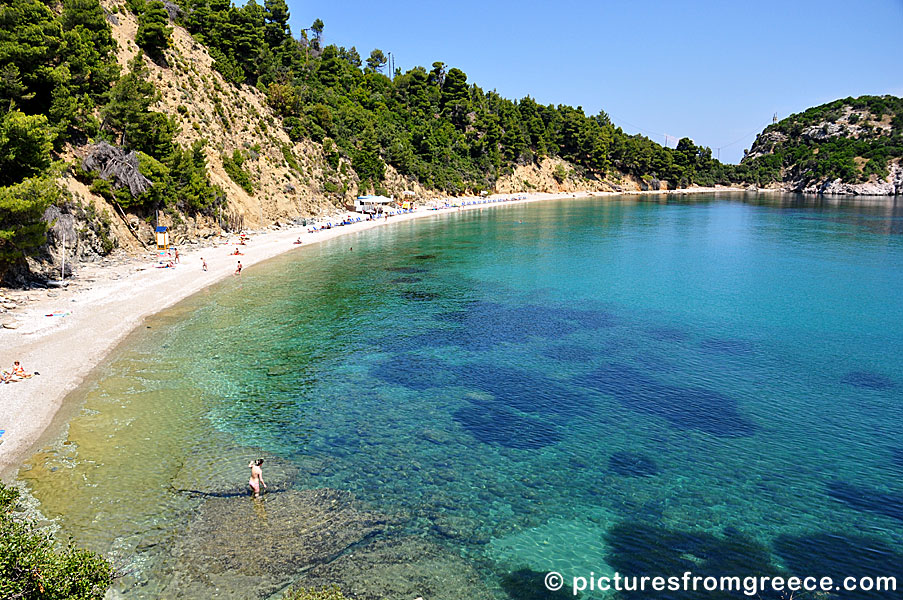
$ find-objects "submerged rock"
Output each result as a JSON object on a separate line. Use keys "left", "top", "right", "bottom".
{"left": 500, "top": 568, "right": 576, "bottom": 600}
{"left": 297, "top": 536, "right": 494, "bottom": 600}
{"left": 162, "top": 488, "right": 403, "bottom": 598}
{"left": 431, "top": 513, "right": 492, "bottom": 544}
{"left": 608, "top": 451, "right": 660, "bottom": 478}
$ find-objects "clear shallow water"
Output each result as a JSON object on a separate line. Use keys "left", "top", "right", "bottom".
{"left": 21, "top": 193, "right": 903, "bottom": 598}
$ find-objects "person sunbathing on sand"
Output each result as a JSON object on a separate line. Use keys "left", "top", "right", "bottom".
{"left": 3, "top": 361, "right": 35, "bottom": 383}
{"left": 233, "top": 249, "right": 243, "bottom": 255}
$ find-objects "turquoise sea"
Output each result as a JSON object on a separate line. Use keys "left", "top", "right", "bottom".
{"left": 21, "top": 193, "right": 903, "bottom": 599}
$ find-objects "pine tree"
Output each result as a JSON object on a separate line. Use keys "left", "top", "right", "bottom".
{"left": 0, "top": 0, "right": 63, "bottom": 115}
{"left": 0, "top": 110, "right": 54, "bottom": 185}
{"left": 0, "top": 176, "right": 59, "bottom": 277}
{"left": 136, "top": 0, "right": 172, "bottom": 58}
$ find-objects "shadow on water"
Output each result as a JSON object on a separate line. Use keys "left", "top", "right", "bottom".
{"left": 774, "top": 532, "right": 903, "bottom": 599}
{"left": 454, "top": 400, "right": 561, "bottom": 450}
{"left": 605, "top": 522, "right": 785, "bottom": 599}
{"left": 541, "top": 343, "right": 597, "bottom": 362}
{"left": 385, "top": 266, "right": 430, "bottom": 274}
{"left": 699, "top": 338, "right": 756, "bottom": 356}
{"left": 579, "top": 364, "right": 756, "bottom": 437}
{"left": 644, "top": 326, "right": 691, "bottom": 343}
{"left": 893, "top": 448, "right": 903, "bottom": 469}
{"left": 608, "top": 451, "right": 660, "bottom": 477}
{"left": 840, "top": 370, "right": 897, "bottom": 390}
{"left": 500, "top": 569, "right": 578, "bottom": 600}
{"left": 371, "top": 354, "right": 459, "bottom": 390}
{"left": 453, "top": 363, "right": 594, "bottom": 420}
{"left": 172, "top": 487, "right": 290, "bottom": 499}
{"left": 434, "top": 301, "right": 617, "bottom": 348}
{"left": 400, "top": 290, "right": 441, "bottom": 302}
{"left": 826, "top": 480, "right": 903, "bottom": 521}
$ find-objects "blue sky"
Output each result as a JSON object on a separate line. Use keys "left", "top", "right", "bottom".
{"left": 285, "top": 0, "right": 903, "bottom": 164}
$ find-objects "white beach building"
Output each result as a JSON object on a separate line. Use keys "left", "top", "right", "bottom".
{"left": 354, "top": 195, "right": 395, "bottom": 214}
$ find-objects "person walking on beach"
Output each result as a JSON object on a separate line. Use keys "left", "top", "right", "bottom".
{"left": 235, "top": 261, "right": 242, "bottom": 275}
{"left": 248, "top": 459, "right": 266, "bottom": 497}
{"left": 201, "top": 257, "right": 207, "bottom": 271}
{"left": 174, "top": 248, "right": 180, "bottom": 264}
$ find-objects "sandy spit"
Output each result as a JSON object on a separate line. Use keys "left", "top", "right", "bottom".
{"left": 0, "top": 187, "right": 746, "bottom": 478}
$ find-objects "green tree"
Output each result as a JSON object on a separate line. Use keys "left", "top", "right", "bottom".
{"left": 221, "top": 148, "right": 254, "bottom": 194}
{"left": 168, "top": 140, "right": 224, "bottom": 213}
{"left": 136, "top": 1, "right": 172, "bottom": 57}
{"left": 0, "top": 110, "right": 54, "bottom": 185}
{"left": 60, "top": 0, "right": 119, "bottom": 98}
{"left": 0, "top": 0, "right": 63, "bottom": 115}
{"left": 365, "top": 48, "right": 387, "bottom": 73}
{"left": 263, "top": 0, "right": 290, "bottom": 47}
{"left": 440, "top": 67, "right": 470, "bottom": 126}
{"left": 352, "top": 124, "right": 384, "bottom": 189}
{"left": 310, "top": 18, "right": 324, "bottom": 48}
{"left": 0, "top": 177, "right": 58, "bottom": 278}
{"left": 101, "top": 54, "right": 174, "bottom": 158}
{"left": 53, "top": 0, "right": 120, "bottom": 136}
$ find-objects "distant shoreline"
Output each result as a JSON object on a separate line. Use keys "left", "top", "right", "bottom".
{"left": 0, "top": 186, "right": 749, "bottom": 479}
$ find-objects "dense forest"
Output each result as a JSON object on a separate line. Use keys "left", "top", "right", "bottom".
{"left": 174, "top": 0, "right": 736, "bottom": 193}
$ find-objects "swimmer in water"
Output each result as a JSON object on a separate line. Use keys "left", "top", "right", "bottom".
{"left": 248, "top": 458, "right": 266, "bottom": 498}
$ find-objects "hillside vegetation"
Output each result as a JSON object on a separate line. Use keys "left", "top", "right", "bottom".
{"left": 741, "top": 95, "right": 903, "bottom": 193}
{"left": 176, "top": 0, "right": 735, "bottom": 193}
{"left": 1, "top": 0, "right": 900, "bottom": 285}
{"left": 0, "top": 0, "right": 740, "bottom": 282}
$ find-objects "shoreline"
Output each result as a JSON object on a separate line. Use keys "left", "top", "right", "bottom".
{"left": 0, "top": 187, "right": 746, "bottom": 479}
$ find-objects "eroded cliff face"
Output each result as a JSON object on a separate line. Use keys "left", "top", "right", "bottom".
{"left": 494, "top": 157, "right": 652, "bottom": 195}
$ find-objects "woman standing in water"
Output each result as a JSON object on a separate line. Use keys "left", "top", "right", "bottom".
{"left": 248, "top": 459, "right": 266, "bottom": 497}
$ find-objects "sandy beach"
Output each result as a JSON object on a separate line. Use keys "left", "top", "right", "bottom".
{"left": 0, "top": 187, "right": 745, "bottom": 478}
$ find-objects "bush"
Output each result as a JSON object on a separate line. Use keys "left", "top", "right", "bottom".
{"left": 0, "top": 481, "right": 114, "bottom": 599}
{"left": 222, "top": 149, "right": 254, "bottom": 194}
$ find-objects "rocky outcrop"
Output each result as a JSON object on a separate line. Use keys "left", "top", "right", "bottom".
{"left": 495, "top": 156, "right": 619, "bottom": 194}
{"left": 297, "top": 536, "right": 494, "bottom": 600}
{"left": 160, "top": 488, "right": 405, "bottom": 599}
{"left": 794, "top": 160, "right": 903, "bottom": 196}
{"left": 11, "top": 200, "right": 119, "bottom": 285}
{"left": 744, "top": 130, "right": 789, "bottom": 161}
{"left": 743, "top": 97, "right": 902, "bottom": 195}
